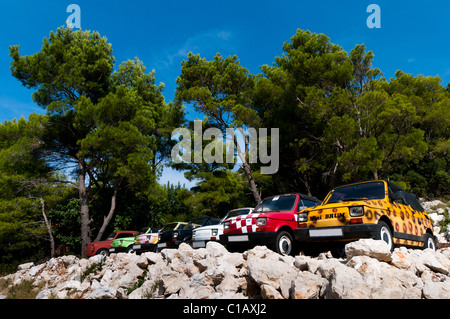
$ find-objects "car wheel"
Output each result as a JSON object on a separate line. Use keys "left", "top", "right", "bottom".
{"left": 330, "top": 244, "right": 346, "bottom": 258}
{"left": 273, "top": 231, "right": 293, "bottom": 256}
{"left": 422, "top": 233, "right": 436, "bottom": 251}
{"left": 375, "top": 221, "right": 394, "bottom": 252}
{"left": 126, "top": 246, "right": 135, "bottom": 254}
{"left": 96, "top": 249, "right": 109, "bottom": 257}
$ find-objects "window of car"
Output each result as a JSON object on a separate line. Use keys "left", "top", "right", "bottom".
{"left": 136, "top": 227, "right": 150, "bottom": 236}
{"left": 115, "top": 233, "right": 133, "bottom": 239}
{"left": 402, "top": 191, "right": 425, "bottom": 212}
{"left": 161, "top": 223, "right": 178, "bottom": 232}
{"left": 188, "top": 217, "right": 207, "bottom": 227}
{"left": 255, "top": 195, "right": 297, "bottom": 212}
{"left": 326, "top": 181, "right": 385, "bottom": 204}
{"left": 297, "top": 199, "right": 319, "bottom": 211}
{"left": 106, "top": 232, "right": 117, "bottom": 240}
{"left": 221, "top": 209, "right": 251, "bottom": 222}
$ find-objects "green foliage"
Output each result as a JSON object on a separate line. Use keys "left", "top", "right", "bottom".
{"left": 48, "top": 200, "right": 81, "bottom": 254}
{"left": 175, "top": 53, "right": 262, "bottom": 203}
{"left": 438, "top": 209, "right": 450, "bottom": 233}
{"left": 9, "top": 26, "right": 185, "bottom": 256}
{"left": 176, "top": 53, "right": 259, "bottom": 128}
{"left": 183, "top": 169, "right": 246, "bottom": 217}
{"left": 10, "top": 26, "right": 114, "bottom": 110}
{"left": 0, "top": 114, "right": 59, "bottom": 264}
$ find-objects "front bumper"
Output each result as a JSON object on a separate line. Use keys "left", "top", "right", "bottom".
{"left": 189, "top": 239, "right": 210, "bottom": 248}
{"left": 294, "top": 224, "right": 379, "bottom": 242}
{"left": 219, "top": 231, "right": 277, "bottom": 246}
{"left": 157, "top": 240, "right": 180, "bottom": 250}
{"left": 108, "top": 246, "right": 128, "bottom": 253}
{"left": 133, "top": 243, "right": 157, "bottom": 253}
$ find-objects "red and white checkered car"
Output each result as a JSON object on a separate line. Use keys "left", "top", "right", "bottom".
{"left": 220, "top": 193, "right": 321, "bottom": 255}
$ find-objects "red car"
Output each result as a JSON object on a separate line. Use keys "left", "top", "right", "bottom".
{"left": 86, "top": 230, "right": 137, "bottom": 257}
{"left": 220, "top": 193, "right": 321, "bottom": 255}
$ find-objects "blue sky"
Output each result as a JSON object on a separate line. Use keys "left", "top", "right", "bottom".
{"left": 1, "top": 0, "right": 449, "bottom": 188}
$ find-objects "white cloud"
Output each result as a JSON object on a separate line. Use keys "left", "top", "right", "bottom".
{"left": 152, "top": 29, "right": 235, "bottom": 70}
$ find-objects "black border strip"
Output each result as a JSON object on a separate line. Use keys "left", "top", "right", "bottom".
{"left": 394, "top": 232, "right": 424, "bottom": 242}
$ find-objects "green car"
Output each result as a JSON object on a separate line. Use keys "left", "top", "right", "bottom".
{"left": 109, "top": 235, "right": 136, "bottom": 254}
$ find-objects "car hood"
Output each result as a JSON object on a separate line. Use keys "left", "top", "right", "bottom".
{"left": 194, "top": 224, "right": 224, "bottom": 232}
{"left": 88, "top": 240, "right": 110, "bottom": 246}
{"left": 308, "top": 199, "right": 388, "bottom": 212}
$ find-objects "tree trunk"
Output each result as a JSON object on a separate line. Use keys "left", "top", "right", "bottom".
{"left": 302, "top": 177, "right": 312, "bottom": 197}
{"left": 39, "top": 197, "right": 55, "bottom": 258}
{"left": 234, "top": 133, "right": 262, "bottom": 204}
{"left": 93, "top": 185, "right": 119, "bottom": 242}
{"left": 78, "top": 160, "right": 91, "bottom": 258}
{"left": 242, "top": 161, "right": 261, "bottom": 203}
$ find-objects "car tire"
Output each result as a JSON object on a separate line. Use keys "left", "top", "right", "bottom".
{"left": 96, "top": 249, "right": 109, "bottom": 257}
{"left": 273, "top": 231, "right": 293, "bottom": 256}
{"left": 375, "top": 221, "right": 394, "bottom": 252}
{"left": 422, "top": 233, "right": 436, "bottom": 251}
{"left": 126, "top": 246, "right": 135, "bottom": 254}
{"left": 330, "top": 244, "right": 346, "bottom": 258}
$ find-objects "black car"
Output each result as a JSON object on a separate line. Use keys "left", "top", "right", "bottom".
{"left": 157, "top": 216, "right": 221, "bottom": 251}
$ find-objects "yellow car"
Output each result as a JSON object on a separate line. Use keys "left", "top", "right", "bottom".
{"left": 294, "top": 180, "right": 436, "bottom": 255}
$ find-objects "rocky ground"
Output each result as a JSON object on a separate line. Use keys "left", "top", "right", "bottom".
{"left": 422, "top": 199, "right": 450, "bottom": 245}
{"left": 1, "top": 198, "right": 449, "bottom": 300}
{"left": 1, "top": 239, "right": 449, "bottom": 299}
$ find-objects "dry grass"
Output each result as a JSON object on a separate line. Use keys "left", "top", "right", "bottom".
{"left": 0, "top": 277, "right": 43, "bottom": 299}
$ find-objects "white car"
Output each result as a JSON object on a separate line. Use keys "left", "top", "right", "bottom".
{"left": 191, "top": 207, "right": 254, "bottom": 248}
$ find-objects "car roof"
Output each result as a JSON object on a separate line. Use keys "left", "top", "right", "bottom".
{"left": 188, "top": 216, "right": 221, "bottom": 222}
{"left": 229, "top": 207, "right": 254, "bottom": 212}
{"left": 332, "top": 180, "right": 424, "bottom": 212}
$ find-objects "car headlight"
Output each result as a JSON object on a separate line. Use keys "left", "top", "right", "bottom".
{"left": 211, "top": 229, "right": 218, "bottom": 237}
{"left": 256, "top": 217, "right": 267, "bottom": 226}
{"left": 192, "top": 231, "right": 196, "bottom": 238}
{"left": 224, "top": 221, "right": 230, "bottom": 229}
{"left": 349, "top": 206, "right": 364, "bottom": 217}
{"left": 172, "top": 232, "right": 179, "bottom": 238}
{"left": 298, "top": 212, "right": 308, "bottom": 222}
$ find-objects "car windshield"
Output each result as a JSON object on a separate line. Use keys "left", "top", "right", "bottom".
{"left": 105, "top": 232, "right": 116, "bottom": 240}
{"left": 136, "top": 227, "right": 150, "bottom": 236}
{"left": 186, "top": 217, "right": 206, "bottom": 229}
{"left": 326, "top": 181, "right": 385, "bottom": 204}
{"left": 221, "top": 209, "right": 251, "bottom": 223}
{"left": 161, "top": 223, "right": 181, "bottom": 232}
{"left": 254, "top": 195, "right": 297, "bottom": 212}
